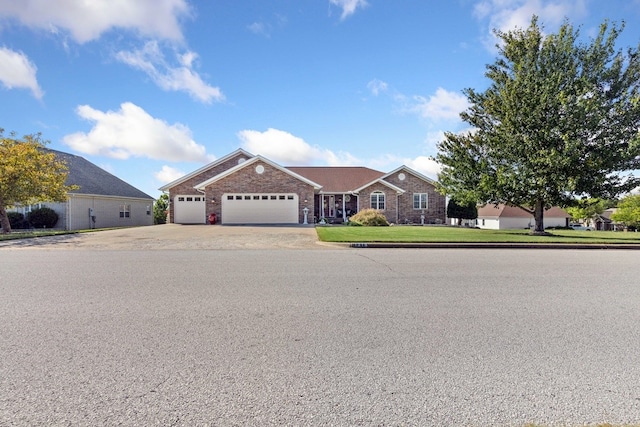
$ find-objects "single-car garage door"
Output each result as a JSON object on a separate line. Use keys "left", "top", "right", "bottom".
{"left": 174, "top": 195, "right": 206, "bottom": 224}
{"left": 222, "top": 193, "right": 299, "bottom": 224}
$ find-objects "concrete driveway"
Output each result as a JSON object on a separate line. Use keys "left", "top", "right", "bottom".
{"left": 0, "top": 224, "right": 336, "bottom": 250}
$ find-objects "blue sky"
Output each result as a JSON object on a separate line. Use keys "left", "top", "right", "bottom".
{"left": 2, "top": 0, "right": 640, "bottom": 199}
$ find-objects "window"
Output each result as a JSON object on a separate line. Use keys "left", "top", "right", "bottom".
{"left": 119, "top": 204, "right": 130, "bottom": 218}
{"left": 370, "top": 191, "right": 385, "bottom": 210}
{"left": 413, "top": 193, "right": 428, "bottom": 209}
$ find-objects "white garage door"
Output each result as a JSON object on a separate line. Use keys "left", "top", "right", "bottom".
{"left": 222, "top": 193, "right": 299, "bottom": 224}
{"left": 174, "top": 195, "right": 206, "bottom": 224}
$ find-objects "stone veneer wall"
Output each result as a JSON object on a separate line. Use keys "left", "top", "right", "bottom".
{"left": 204, "top": 160, "right": 315, "bottom": 224}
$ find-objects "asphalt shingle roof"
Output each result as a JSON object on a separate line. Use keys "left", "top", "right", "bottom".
{"left": 49, "top": 149, "right": 153, "bottom": 199}
{"left": 286, "top": 166, "right": 385, "bottom": 193}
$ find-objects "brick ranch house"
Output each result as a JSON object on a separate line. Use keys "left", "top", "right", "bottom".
{"left": 159, "top": 149, "right": 446, "bottom": 225}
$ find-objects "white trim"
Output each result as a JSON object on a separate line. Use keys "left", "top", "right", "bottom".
{"left": 158, "top": 149, "right": 255, "bottom": 191}
{"left": 352, "top": 178, "right": 405, "bottom": 194}
{"left": 194, "top": 155, "right": 323, "bottom": 190}
{"left": 382, "top": 165, "right": 439, "bottom": 186}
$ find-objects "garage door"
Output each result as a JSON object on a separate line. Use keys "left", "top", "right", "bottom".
{"left": 174, "top": 195, "right": 206, "bottom": 224}
{"left": 222, "top": 193, "right": 299, "bottom": 224}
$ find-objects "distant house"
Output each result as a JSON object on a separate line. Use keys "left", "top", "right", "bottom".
{"left": 11, "top": 149, "right": 154, "bottom": 230}
{"left": 476, "top": 204, "right": 570, "bottom": 230}
{"left": 594, "top": 208, "right": 623, "bottom": 231}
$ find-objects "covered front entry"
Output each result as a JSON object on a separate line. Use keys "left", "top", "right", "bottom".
{"left": 222, "top": 193, "right": 299, "bottom": 224}
{"left": 174, "top": 195, "right": 206, "bottom": 224}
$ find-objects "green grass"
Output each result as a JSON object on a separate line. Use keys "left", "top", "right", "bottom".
{"left": 316, "top": 225, "right": 640, "bottom": 244}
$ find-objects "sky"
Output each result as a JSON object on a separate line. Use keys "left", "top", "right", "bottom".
{"left": 2, "top": 0, "right": 640, "bottom": 199}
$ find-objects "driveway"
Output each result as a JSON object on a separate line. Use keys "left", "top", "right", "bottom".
{"left": 0, "top": 224, "right": 336, "bottom": 250}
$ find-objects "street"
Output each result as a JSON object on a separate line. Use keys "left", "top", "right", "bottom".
{"left": 2, "top": 248, "right": 639, "bottom": 425}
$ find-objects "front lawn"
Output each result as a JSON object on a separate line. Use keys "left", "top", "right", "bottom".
{"left": 316, "top": 225, "right": 640, "bottom": 244}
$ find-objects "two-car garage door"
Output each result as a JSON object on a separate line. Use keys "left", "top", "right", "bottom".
{"left": 222, "top": 193, "right": 298, "bottom": 224}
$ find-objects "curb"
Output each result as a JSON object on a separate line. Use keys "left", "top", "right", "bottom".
{"left": 349, "top": 242, "right": 640, "bottom": 250}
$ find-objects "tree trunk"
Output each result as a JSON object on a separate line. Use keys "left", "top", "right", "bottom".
{"left": 532, "top": 200, "right": 545, "bottom": 235}
{"left": 0, "top": 202, "right": 11, "bottom": 234}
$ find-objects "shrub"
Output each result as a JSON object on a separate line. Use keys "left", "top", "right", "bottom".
{"left": 8, "top": 212, "right": 28, "bottom": 229}
{"left": 348, "top": 208, "right": 389, "bottom": 226}
{"left": 27, "top": 207, "right": 59, "bottom": 229}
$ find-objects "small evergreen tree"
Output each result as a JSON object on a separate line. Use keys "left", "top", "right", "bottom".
{"left": 447, "top": 199, "right": 478, "bottom": 226}
{"left": 154, "top": 194, "right": 169, "bottom": 224}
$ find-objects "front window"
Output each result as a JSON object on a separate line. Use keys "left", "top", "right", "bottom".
{"left": 413, "top": 193, "right": 428, "bottom": 209}
{"left": 370, "top": 191, "right": 385, "bottom": 210}
{"left": 119, "top": 204, "right": 130, "bottom": 218}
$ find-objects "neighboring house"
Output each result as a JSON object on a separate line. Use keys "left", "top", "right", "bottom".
{"left": 594, "top": 208, "right": 623, "bottom": 231}
{"left": 476, "top": 204, "right": 570, "bottom": 230}
{"left": 159, "top": 149, "right": 446, "bottom": 225}
{"left": 11, "top": 149, "right": 154, "bottom": 230}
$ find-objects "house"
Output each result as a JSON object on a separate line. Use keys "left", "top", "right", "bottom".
{"left": 594, "top": 208, "right": 623, "bottom": 231}
{"left": 11, "top": 149, "right": 155, "bottom": 230}
{"left": 476, "top": 204, "right": 570, "bottom": 230}
{"left": 158, "top": 149, "right": 446, "bottom": 225}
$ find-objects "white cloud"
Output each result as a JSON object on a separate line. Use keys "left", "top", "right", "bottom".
{"left": 329, "top": 0, "right": 369, "bottom": 20}
{"left": 237, "top": 128, "right": 358, "bottom": 166}
{"left": 63, "top": 102, "right": 210, "bottom": 162}
{"left": 405, "top": 156, "right": 442, "bottom": 180}
{"left": 367, "top": 154, "right": 442, "bottom": 180}
{"left": 473, "top": 0, "right": 588, "bottom": 51}
{"left": 0, "top": 47, "right": 43, "bottom": 99}
{"left": 116, "top": 41, "right": 224, "bottom": 104}
{"left": 154, "top": 165, "right": 187, "bottom": 183}
{"left": 0, "top": 0, "right": 190, "bottom": 43}
{"left": 407, "top": 87, "right": 469, "bottom": 121}
{"left": 367, "top": 78, "right": 388, "bottom": 96}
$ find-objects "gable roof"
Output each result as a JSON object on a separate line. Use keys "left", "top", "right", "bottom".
{"left": 50, "top": 149, "right": 153, "bottom": 200}
{"left": 194, "top": 155, "right": 323, "bottom": 190}
{"left": 158, "top": 148, "right": 254, "bottom": 191}
{"left": 286, "top": 166, "right": 384, "bottom": 193}
{"left": 477, "top": 204, "right": 569, "bottom": 218}
{"left": 352, "top": 178, "right": 406, "bottom": 194}
{"left": 381, "top": 165, "right": 438, "bottom": 186}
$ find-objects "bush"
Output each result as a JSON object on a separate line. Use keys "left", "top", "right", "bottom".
{"left": 8, "top": 212, "right": 28, "bottom": 229}
{"left": 27, "top": 207, "right": 59, "bottom": 229}
{"left": 348, "top": 208, "right": 389, "bottom": 226}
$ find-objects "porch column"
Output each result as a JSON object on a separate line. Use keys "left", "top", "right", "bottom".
{"left": 342, "top": 194, "right": 347, "bottom": 222}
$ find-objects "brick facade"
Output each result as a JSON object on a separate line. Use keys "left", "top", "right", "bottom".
{"left": 204, "top": 160, "right": 316, "bottom": 224}
{"left": 384, "top": 169, "right": 446, "bottom": 224}
{"left": 167, "top": 153, "right": 249, "bottom": 223}
{"left": 357, "top": 182, "right": 399, "bottom": 223}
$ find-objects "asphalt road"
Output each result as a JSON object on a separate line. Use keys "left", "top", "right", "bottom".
{"left": 2, "top": 247, "right": 640, "bottom": 426}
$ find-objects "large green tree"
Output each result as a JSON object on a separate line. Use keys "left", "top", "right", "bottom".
{"left": 611, "top": 194, "right": 640, "bottom": 229}
{"left": 0, "top": 130, "right": 75, "bottom": 233}
{"left": 436, "top": 17, "right": 640, "bottom": 234}
{"left": 565, "top": 197, "right": 607, "bottom": 224}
